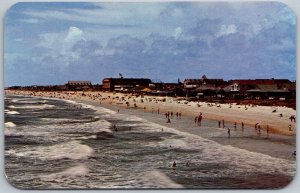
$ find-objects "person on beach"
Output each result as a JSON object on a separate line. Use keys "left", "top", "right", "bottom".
{"left": 167, "top": 118, "right": 171, "bottom": 123}
{"left": 165, "top": 113, "right": 168, "bottom": 118}
{"left": 234, "top": 122, "right": 237, "bottom": 130}
{"left": 258, "top": 125, "right": 261, "bottom": 136}
{"left": 172, "top": 161, "right": 177, "bottom": 168}
{"left": 198, "top": 114, "right": 202, "bottom": 126}
{"left": 218, "top": 121, "right": 221, "bottom": 128}
{"left": 241, "top": 122, "right": 244, "bottom": 131}
{"left": 227, "top": 128, "right": 231, "bottom": 138}
{"left": 176, "top": 112, "right": 179, "bottom": 119}
{"left": 171, "top": 112, "right": 173, "bottom": 119}
{"left": 194, "top": 116, "right": 198, "bottom": 124}
{"left": 289, "top": 124, "right": 292, "bottom": 131}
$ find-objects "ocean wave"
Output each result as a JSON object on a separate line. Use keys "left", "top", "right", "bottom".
{"left": 13, "top": 100, "right": 47, "bottom": 104}
{"left": 47, "top": 164, "right": 90, "bottom": 178}
{"left": 5, "top": 110, "right": 20, "bottom": 115}
{"left": 61, "top": 99, "right": 98, "bottom": 111}
{"left": 140, "top": 170, "right": 183, "bottom": 188}
{"left": 6, "top": 140, "right": 93, "bottom": 160}
{"left": 5, "top": 122, "right": 16, "bottom": 127}
{"left": 8, "top": 104, "right": 55, "bottom": 109}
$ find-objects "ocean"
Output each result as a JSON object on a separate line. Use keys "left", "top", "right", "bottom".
{"left": 4, "top": 95, "right": 296, "bottom": 189}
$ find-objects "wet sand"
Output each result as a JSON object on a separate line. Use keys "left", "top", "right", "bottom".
{"left": 78, "top": 98, "right": 296, "bottom": 161}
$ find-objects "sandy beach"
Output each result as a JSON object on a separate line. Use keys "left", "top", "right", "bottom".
{"left": 5, "top": 90, "right": 296, "bottom": 161}
{"left": 6, "top": 90, "right": 296, "bottom": 135}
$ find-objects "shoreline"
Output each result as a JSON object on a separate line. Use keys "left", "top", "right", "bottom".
{"left": 5, "top": 90, "right": 296, "bottom": 136}
{"left": 5, "top": 90, "right": 296, "bottom": 161}
{"left": 77, "top": 98, "right": 296, "bottom": 161}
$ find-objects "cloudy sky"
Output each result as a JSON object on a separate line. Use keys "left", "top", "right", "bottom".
{"left": 4, "top": 2, "right": 296, "bottom": 86}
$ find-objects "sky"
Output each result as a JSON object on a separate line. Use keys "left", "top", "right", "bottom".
{"left": 4, "top": 2, "right": 296, "bottom": 86}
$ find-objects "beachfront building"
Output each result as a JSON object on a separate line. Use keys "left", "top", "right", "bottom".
{"left": 183, "top": 79, "right": 202, "bottom": 89}
{"left": 102, "top": 78, "right": 152, "bottom": 92}
{"left": 223, "top": 79, "right": 295, "bottom": 99}
{"left": 148, "top": 82, "right": 184, "bottom": 96}
{"left": 184, "top": 76, "right": 226, "bottom": 97}
{"left": 66, "top": 81, "right": 92, "bottom": 90}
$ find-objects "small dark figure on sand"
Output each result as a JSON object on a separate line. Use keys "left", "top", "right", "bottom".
{"left": 289, "top": 115, "right": 296, "bottom": 123}
{"left": 218, "top": 121, "right": 221, "bottom": 128}
{"left": 289, "top": 124, "right": 292, "bottom": 131}
{"left": 227, "top": 128, "right": 231, "bottom": 138}
{"left": 198, "top": 115, "right": 202, "bottom": 126}
{"left": 167, "top": 118, "right": 171, "bottom": 123}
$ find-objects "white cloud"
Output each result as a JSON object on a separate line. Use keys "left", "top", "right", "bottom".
{"left": 173, "top": 27, "right": 183, "bottom": 39}
{"left": 64, "top": 27, "right": 85, "bottom": 43}
{"left": 217, "top": 24, "right": 237, "bottom": 37}
{"left": 38, "top": 33, "right": 63, "bottom": 49}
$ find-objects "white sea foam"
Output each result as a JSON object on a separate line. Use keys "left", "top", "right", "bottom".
{"left": 12, "top": 99, "right": 47, "bottom": 104}
{"left": 5, "top": 110, "right": 20, "bottom": 115}
{"left": 5, "top": 122, "right": 16, "bottom": 127}
{"left": 48, "top": 164, "right": 90, "bottom": 178}
{"left": 4, "top": 122, "right": 18, "bottom": 136}
{"left": 95, "top": 107, "right": 117, "bottom": 114}
{"left": 141, "top": 170, "right": 183, "bottom": 188}
{"left": 8, "top": 104, "right": 55, "bottom": 109}
{"left": 4, "top": 128, "right": 17, "bottom": 136}
{"left": 76, "top": 135, "right": 97, "bottom": 140}
{"left": 7, "top": 140, "right": 93, "bottom": 160}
